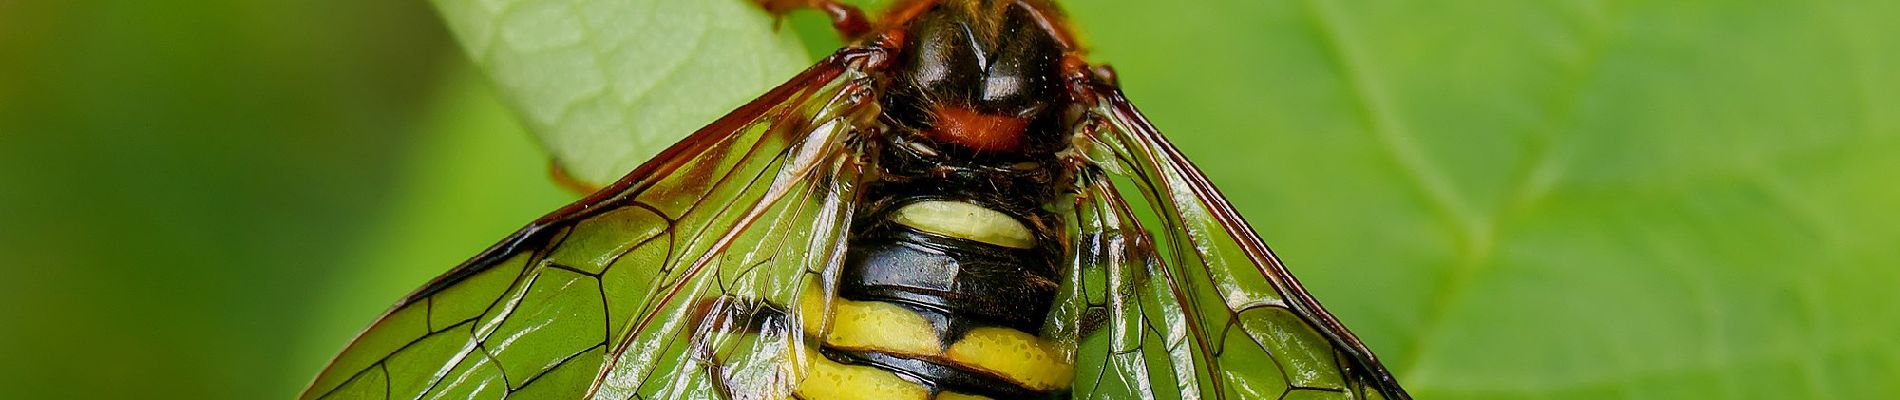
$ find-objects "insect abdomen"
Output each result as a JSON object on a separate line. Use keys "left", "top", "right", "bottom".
{"left": 795, "top": 196, "right": 1070, "bottom": 400}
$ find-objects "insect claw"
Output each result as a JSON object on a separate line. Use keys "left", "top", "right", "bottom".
{"left": 1091, "top": 65, "right": 1120, "bottom": 86}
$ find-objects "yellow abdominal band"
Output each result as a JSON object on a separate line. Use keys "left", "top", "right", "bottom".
{"left": 795, "top": 283, "right": 1073, "bottom": 396}
{"left": 889, "top": 200, "right": 1036, "bottom": 249}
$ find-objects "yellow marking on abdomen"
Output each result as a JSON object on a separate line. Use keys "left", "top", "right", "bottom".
{"left": 827, "top": 298, "right": 941, "bottom": 355}
{"left": 936, "top": 392, "right": 995, "bottom": 400}
{"left": 890, "top": 200, "right": 1036, "bottom": 249}
{"left": 794, "top": 348, "right": 930, "bottom": 400}
{"left": 799, "top": 282, "right": 942, "bottom": 355}
{"left": 945, "top": 327, "right": 1074, "bottom": 391}
{"left": 793, "top": 280, "right": 1075, "bottom": 394}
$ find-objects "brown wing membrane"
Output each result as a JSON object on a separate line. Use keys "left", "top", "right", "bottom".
{"left": 300, "top": 48, "right": 885, "bottom": 400}
{"left": 1057, "top": 83, "right": 1410, "bottom": 400}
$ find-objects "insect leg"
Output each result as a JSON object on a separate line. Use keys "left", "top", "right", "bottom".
{"left": 753, "top": 0, "right": 872, "bottom": 39}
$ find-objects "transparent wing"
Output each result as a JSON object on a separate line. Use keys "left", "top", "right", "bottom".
{"left": 300, "top": 49, "right": 885, "bottom": 400}
{"left": 1050, "top": 84, "right": 1409, "bottom": 400}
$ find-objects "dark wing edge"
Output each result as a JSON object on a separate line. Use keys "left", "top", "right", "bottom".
{"left": 298, "top": 47, "right": 885, "bottom": 400}
{"left": 1073, "top": 83, "right": 1411, "bottom": 400}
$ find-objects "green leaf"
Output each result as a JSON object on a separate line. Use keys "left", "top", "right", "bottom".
{"left": 431, "top": 0, "right": 813, "bottom": 185}
{"left": 1063, "top": 0, "right": 1900, "bottom": 398}
{"left": 437, "top": 0, "right": 1900, "bottom": 398}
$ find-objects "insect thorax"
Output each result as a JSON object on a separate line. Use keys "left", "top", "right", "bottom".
{"left": 879, "top": 0, "right": 1072, "bottom": 156}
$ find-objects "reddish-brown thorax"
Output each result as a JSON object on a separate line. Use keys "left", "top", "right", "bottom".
{"left": 928, "top": 106, "right": 1031, "bottom": 152}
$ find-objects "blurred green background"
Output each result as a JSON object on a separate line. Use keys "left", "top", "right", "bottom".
{"left": 0, "top": 0, "right": 570, "bottom": 398}
{"left": 3, "top": 0, "right": 1897, "bottom": 399}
